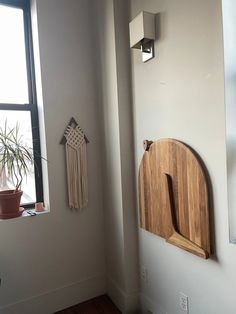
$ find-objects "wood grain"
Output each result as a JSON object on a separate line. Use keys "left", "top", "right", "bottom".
{"left": 139, "top": 138, "right": 210, "bottom": 259}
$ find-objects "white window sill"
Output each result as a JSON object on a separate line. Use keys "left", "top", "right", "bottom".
{"left": 22, "top": 208, "right": 50, "bottom": 217}
{"left": 0, "top": 208, "right": 50, "bottom": 220}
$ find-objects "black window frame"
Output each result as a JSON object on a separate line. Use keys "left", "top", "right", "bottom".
{"left": 0, "top": 0, "right": 43, "bottom": 208}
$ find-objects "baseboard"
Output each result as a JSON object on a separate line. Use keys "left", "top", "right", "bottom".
{"left": 140, "top": 293, "right": 166, "bottom": 314}
{"left": 107, "top": 276, "right": 139, "bottom": 314}
{"left": 0, "top": 274, "right": 106, "bottom": 314}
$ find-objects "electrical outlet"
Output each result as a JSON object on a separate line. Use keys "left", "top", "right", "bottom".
{"left": 140, "top": 266, "right": 148, "bottom": 282}
{"left": 179, "top": 293, "right": 188, "bottom": 313}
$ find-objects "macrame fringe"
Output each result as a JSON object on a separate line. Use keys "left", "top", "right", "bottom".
{"left": 65, "top": 126, "right": 88, "bottom": 210}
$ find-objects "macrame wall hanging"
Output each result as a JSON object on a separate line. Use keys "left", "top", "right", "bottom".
{"left": 60, "top": 118, "right": 89, "bottom": 209}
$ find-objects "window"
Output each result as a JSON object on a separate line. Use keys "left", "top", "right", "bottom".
{"left": 0, "top": 0, "right": 43, "bottom": 208}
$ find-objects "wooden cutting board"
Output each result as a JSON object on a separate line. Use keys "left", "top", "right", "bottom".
{"left": 139, "top": 138, "right": 210, "bottom": 259}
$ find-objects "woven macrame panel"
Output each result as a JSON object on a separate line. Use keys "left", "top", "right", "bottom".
{"left": 65, "top": 126, "right": 85, "bottom": 150}
{"left": 64, "top": 125, "right": 88, "bottom": 209}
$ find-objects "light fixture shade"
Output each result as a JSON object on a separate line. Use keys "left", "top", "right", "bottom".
{"left": 129, "top": 11, "right": 156, "bottom": 49}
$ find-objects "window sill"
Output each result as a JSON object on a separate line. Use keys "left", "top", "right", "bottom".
{"left": 0, "top": 208, "right": 49, "bottom": 220}
{"left": 22, "top": 208, "right": 49, "bottom": 217}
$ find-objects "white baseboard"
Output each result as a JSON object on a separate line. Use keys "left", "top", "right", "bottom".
{"left": 140, "top": 293, "right": 166, "bottom": 314}
{"left": 107, "top": 276, "right": 139, "bottom": 314}
{"left": 0, "top": 274, "right": 106, "bottom": 314}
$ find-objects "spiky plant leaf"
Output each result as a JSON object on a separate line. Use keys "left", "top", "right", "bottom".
{"left": 0, "top": 121, "right": 35, "bottom": 191}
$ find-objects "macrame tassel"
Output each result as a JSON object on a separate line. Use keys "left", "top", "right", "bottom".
{"left": 80, "top": 141, "right": 88, "bottom": 207}
{"left": 65, "top": 126, "right": 88, "bottom": 209}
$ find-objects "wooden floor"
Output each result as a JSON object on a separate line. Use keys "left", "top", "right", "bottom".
{"left": 54, "top": 295, "right": 121, "bottom": 314}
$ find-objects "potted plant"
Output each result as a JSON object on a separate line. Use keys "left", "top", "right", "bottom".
{"left": 0, "top": 122, "right": 35, "bottom": 219}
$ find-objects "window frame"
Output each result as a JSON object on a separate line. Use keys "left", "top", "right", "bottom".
{"left": 0, "top": 0, "right": 43, "bottom": 208}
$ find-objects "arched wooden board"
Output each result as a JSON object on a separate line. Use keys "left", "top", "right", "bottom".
{"left": 139, "top": 138, "right": 210, "bottom": 259}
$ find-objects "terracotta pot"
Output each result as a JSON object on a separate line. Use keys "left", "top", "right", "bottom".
{"left": 0, "top": 190, "right": 23, "bottom": 219}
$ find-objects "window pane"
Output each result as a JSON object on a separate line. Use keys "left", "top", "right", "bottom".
{"left": 0, "top": 5, "right": 29, "bottom": 104}
{"left": 0, "top": 111, "right": 36, "bottom": 205}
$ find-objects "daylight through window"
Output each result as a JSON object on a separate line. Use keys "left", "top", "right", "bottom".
{"left": 0, "top": 0, "right": 43, "bottom": 207}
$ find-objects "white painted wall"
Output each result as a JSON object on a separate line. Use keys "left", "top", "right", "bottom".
{"left": 0, "top": 1, "right": 106, "bottom": 313}
{"left": 222, "top": 0, "right": 236, "bottom": 243}
{"left": 94, "top": 0, "right": 139, "bottom": 312}
{"left": 130, "top": 0, "right": 236, "bottom": 313}
{"left": 1, "top": 1, "right": 233, "bottom": 314}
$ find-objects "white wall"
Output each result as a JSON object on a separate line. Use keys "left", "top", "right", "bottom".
{"left": 94, "top": 0, "right": 139, "bottom": 312}
{"left": 0, "top": 1, "right": 106, "bottom": 313}
{"left": 222, "top": 0, "right": 236, "bottom": 243}
{"left": 1, "top": 1, "right": 233, "bottom": 314}
{"left": 130, "top": 0, "right": 236, "bottom": 313}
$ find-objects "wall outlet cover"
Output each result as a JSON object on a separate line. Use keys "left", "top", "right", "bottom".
{"left": 179, "top": 292, "right": 189, "bottom": 313}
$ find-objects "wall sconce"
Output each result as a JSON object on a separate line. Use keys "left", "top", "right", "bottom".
{"left": 129, "top": 11, "right": 156, "bottom": 63}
